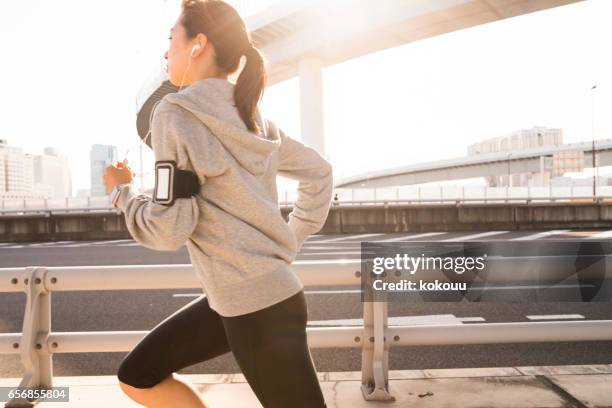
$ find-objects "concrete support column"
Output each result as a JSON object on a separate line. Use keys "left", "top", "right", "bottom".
{"left": 298, "top": 56, "right": 328, "bottom": 161}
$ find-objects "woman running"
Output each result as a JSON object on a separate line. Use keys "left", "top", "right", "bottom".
{"left": 102, "top": 1, "right": 333, "bottom": 406}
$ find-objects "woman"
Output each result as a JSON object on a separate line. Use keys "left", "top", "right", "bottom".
{"left": 102, "top": 0, "right": 333, "bottom": 406}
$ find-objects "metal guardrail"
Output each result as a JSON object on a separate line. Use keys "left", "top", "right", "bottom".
{"left": 1, "top": 195, "right": 612, "bottom": 217}
{"left": 3, "top": 185, "right": 612, "bottom": 215}
{"left": 2, "top": 255, "right": 612, "bottom": 406}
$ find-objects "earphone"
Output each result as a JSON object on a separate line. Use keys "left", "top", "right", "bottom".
{"left": 190, "top": 44, "right": 201, "bottom": 56}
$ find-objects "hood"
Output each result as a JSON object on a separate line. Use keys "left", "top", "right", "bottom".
{"left": 162, "top": 78, "right": 280, "bottom": 176}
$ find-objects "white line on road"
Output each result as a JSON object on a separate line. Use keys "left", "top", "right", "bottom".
{"left": 299, "top": 252, "right": 362, "bottom": 256}
{"left": 63, "top": 241, "right": 98, "bottom": 247}
{"left": 314, "top": 233, "right": 387, "bottom": 243}
{"left": 472, "top": 284, "right": 593, "bottom": 290}
{"left": 440, "top": 231, "right": 509, "bottom": 242}
{"left": 307, "top": 314, "right": 485, "bottom": 327}
{"left": 304, "top": 289, "right": 362, "bottom": 295}
{"left": 28, "top": 240, "right": 77, "bottom": 247}
{"left": 526, "top": 314, "right": 585, "bottom": 320}
{"left": 89, "top": 239, "right": 134, "bottom": 245}
{"left": 511, "top": 230, "right": 570, "bottom": 241}
{"left": 173, "top": 289, "right": 364, "bottom": 298}
{"left": 376, "top": 232, "right": 448, "bottom": 242}
{"left": 584, "top": 230, "right": 612, "bottom": 239}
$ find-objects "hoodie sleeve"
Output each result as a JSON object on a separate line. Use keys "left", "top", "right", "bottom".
{"left": 276, "top": 126, "right": 334, "bottom": 251}
{"left": 114, "top": 101, "right": 200, "bottom": 251}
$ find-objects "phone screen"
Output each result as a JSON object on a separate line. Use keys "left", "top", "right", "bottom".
{"left": 156, "top": 167, "right": 170, "bottom": 200}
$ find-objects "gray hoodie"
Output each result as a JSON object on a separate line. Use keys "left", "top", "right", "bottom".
{"left": 115, "top": 77, "right": 334, "bottom": 317}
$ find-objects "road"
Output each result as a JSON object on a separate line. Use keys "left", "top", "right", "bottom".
{"left": 1, "top": 229, "right": 611, "bottom": 380}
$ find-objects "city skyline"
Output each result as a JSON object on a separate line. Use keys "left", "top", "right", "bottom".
{"left": 0, "top": 0, "right": 610, "bottom": 194}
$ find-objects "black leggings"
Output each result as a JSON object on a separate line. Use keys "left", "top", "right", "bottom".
{"left": 117, "top": 290, "right": 327, "bottom": 408}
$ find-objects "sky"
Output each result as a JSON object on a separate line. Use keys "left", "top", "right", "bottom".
{"left": 0, "top": 0, "right": 610, "bottom": 195}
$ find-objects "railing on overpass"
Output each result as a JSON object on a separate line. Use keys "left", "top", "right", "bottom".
{"left": 2, "top": 250, "right": 612, "bottom": 406}
{"left": 2, "top": 185, "right": 612, "bottom": 217}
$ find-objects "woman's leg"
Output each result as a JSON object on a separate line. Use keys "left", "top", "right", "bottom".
{"left": 117, "top": 294, "right": 231, "bottom": 407}
{"left": 221, "top": 290, "right": 327, "bottom": 408}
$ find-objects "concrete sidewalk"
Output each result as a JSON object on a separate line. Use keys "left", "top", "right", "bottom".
{"left": 2, "top": 364, "right": 611, "bottom": 407}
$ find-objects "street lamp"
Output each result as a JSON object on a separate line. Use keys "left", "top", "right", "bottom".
{"left": 591, "top": 85, "right": 597, "bottom": 199}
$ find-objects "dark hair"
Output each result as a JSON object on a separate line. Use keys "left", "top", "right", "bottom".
{"left": 180, "top": 0, "right": 267, "bottom": 133}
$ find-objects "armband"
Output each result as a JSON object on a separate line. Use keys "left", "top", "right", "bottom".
{"left": 153, "top": 160, "right": 200, "bottom": 206}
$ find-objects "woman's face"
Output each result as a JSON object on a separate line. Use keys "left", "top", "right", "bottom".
{"left": 164, "top": 18, "right": 194, "bottom": 87}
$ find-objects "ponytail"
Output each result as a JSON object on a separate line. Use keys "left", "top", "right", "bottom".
{"left": 235, "top": 44, "right": 267, "bottom": 134}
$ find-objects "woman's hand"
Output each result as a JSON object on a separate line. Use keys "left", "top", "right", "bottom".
{"left": 103, "top": 159, "right": 134, "bottom": 193}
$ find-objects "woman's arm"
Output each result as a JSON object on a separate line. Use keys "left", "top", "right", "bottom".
{"left": 114, "top": 101, "right": 200, "bottom": 251}
{"left": 276, "top": 124, "right": 334, "bottom": 251}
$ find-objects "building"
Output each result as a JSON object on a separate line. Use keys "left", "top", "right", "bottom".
{"left": 90, "top": 144, "right": 118, "bottom": 196}
{"left": 468, "top": 126, "right": 563, "bottom": 155}
{"left": 0, "top": 140, "right": 73, "bottom": 200}
{"left": 33, "top": 147, "right": 73, "bottom": 198}
{"left": 0, "top": 139, "right": 29, "bottom": 197}
{"left": 467, "top": 126, "right": 589, "bottom": 187}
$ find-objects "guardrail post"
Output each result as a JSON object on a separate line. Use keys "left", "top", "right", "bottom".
{"left": 5, "top": 267, "right": 53, "bottom": 408}
{"left": 361, "top": 300, "right": 394, "bottom": 401}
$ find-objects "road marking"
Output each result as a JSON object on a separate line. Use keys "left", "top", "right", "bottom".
{"left": 90, "top": 239, "right": 134, "bottom": 245}
{"left": 304, "top": 289, "right": 363, "bottom": 295}
{"left": 28, "top": 240, "right": 77, "bottom": 247}
{"left": 173, "top": 293, "right": 201, "bottom": 298}
{"left": 526, "top": 314, "right": 585, "bottom": 320}
{"left": 440, "top": 231, "right": 509, "bottom": 242}
{"left": 299, "top": 251, "right": 362, "bottom": 256}
{"left": 511, "top": 230, "right": 570, "bottom": 241}
{"left": 173, "top": 289, "right": 364, "bottom": 298}
{"left": 315, "top": 233, "right": 386, "bottom": 243}
{"left": 471, "top": 284, "right": 594, "bottom": 290}
{"left": 376, "top": 232, "right": 448, "bottom": 242}
{"left": 301, "top": 246, "right": 362, "bottom": 250}
{"left": 307, "top": 314, "right": 484, "bottom": 326}
{"left": 585, "top": 230, "right": 612, "bottom": 239}
{"left": 63, "top": 241, "right": 98, "bottom": 247}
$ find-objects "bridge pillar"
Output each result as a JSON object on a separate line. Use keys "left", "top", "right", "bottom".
{"left": 298, "top": 56, "right": 327, "bottom": 160}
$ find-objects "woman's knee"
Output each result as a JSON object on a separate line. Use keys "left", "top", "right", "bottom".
{"left": 117, "top": 354, "right": 164, "bottom": 390}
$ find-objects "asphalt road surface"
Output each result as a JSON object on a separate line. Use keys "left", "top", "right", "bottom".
{"left": 1, "top": 229, "right": 611, "bottom": 380}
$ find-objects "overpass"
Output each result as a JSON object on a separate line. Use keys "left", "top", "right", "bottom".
{"left": 138, "top": 0, "right": 583, "bottom": 159}
{"left": 335, "top": 139, "right": 612, "bottom": 188}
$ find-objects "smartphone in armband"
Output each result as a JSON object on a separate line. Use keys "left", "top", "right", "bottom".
{"left": 153, "top": 160, "right": 201, "bottom": 206}
{"left": 153, "top": 161, "right": 176, "bottom": 206}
